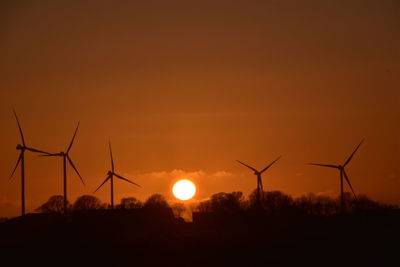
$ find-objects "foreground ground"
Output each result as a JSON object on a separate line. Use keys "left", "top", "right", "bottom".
{"left": 0, "top": 210, "right": 399, "bottom": 266}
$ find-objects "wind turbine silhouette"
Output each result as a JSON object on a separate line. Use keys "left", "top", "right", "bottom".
{"left": 40, "top": 122, "right": 85, "bottom": 213}
{"left": 10, "top": 110, "right": 51, "bottom": 216}
{"left": 94, "top": 142, "right": 141, "bottom": 209}
{"left": 309, "top": 139, "right": 364, "bottom": 213}
{"left": 237, "top": 156, "right": 282, "bottom": 209}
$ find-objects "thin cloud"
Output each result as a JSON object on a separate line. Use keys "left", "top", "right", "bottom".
{"left": 212, "top": 171, "right": 234, "bottom": 177}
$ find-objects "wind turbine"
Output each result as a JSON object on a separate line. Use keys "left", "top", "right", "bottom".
{"left": 94, "top": 142, "right": 141, "bottom": 209}
{"left": 40, "top": 122, "right": 85, "bottom": 213}
{"left": 309, "top": 139, "right": 364, "bottom": 213}
{"left": 10, "top": 110, "right": 51, "bottom": 216}
{"left": 236, "top": 156, "right": 282, "bottom": 209}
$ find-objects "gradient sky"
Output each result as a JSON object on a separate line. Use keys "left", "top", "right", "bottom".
{"left": 0, "top": 0, "right": 399, "bottom": 217}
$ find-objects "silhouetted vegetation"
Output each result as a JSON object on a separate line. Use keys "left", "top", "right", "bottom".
{"left": 34, "top": 191, "right": 397, "bottom": 219}
{"left": 36, "top": 195, "right": 70, "bottom": 214}
{"left": 292, "top": 192, "right": 397, "bottom": 215}
{"left": 143, "top": 194, "right": 170, "bottom": 211}
{"left": 294, "top": 193, "right": 338, "bottom": 215}
{"left": 170, "top": 202, "right": 186, "bottom": 218}
{"left": 197, "top": 191, "right": 246, "bottom": 213}
{"left": 33, "top": 194, "right": 177, "bottom": 220}
{"left": 2, "top": 191, "right": 400, "bottom": 266}
{"left": 73, "top": 195, "right": 105, "bottom": 211}
{"left": 116, "top": 197, "right": 143, "bottom": 210}
{"left": 195, "top": 190, "right": 397, "bottom": 216}
{"left": 250, "top": 190, "right": 294, "bottom": 211}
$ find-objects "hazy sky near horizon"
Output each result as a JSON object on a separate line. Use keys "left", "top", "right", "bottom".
{"left": 0, "top": 0, "right": 399, "bottom": 216}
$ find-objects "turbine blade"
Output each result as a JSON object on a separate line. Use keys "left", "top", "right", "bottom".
{"left": 94, "top": 175, "right": 111, "bottom": 193}
{"left": 109, "top": 141, "right": 114, "bottom": 172}
{"left": 260, "top": 155, "right": 282, "bottom": 174}
{"left": 308, "top": 163, "right": 339, "bottom": 169}
{"left": 38, "top": 153, "right": 60, "bottom": 157}
{"left": 343, "top": 170, "right": 357, "bottom": 199}
{"left": 66, "top": 122, "right": 80, "bottom": 154}
{"left": 236, "top": 160, "right": 258, "bottom": 172}
{"left": 25, "top": 147, "right": 52, "bottom": 155}
{"left": 113, "top": 173, "right": 141, "bottom": 187}
{"left": 10, "top": 152, "right": 23, "bottom": 178}
{"left": 67, "top": 155, "right": 85, "bottom": 186}
{"left": 343, "top": 139, "right": 364, "bottom": 167}
{"left": 13, "top": 109, "right": 25, "bottom": 146}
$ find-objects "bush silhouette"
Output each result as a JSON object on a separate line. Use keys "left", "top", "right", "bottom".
{"left": 249, "top": 190, "right": 293, "bottom": 211}
{"left": 197, "top": 191, "right": 245, "bottom": 213}
{"left": 171, "top": 203, "right": 186, "bottom": 218}
{"left": 73, "top": 195, "right": 105, "bottom": 211}
{"left": 117, "top": 197, "right": 143, "bottom": 210}
{"left": 347, "top": 193, "right": 396, "bottom": 212}
{"left": 36, "top": 195, "right": 70, "bottom": 214}
{"left": 294, "top": 193, "right": 338, "bottom": 215}
{"left": 143, "top": 194, "right": 170, "bottom": 211}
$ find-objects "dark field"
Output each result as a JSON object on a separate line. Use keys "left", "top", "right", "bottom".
{"left": 1, "top": 210, "right": 399, "bottom": 266}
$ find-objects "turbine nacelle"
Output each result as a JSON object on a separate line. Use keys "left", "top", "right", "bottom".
{"left": 107, "top": 170, "right": 113, "bottom": 176}
{"left": 16, "top": 144, "right": 24, "bottom": 150}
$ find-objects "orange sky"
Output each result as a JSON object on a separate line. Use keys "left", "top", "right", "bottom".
{"left": 0, "top": 0, "right": 399, "bottom": 217}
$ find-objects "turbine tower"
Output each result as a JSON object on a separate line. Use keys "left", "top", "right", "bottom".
{"left": 309, "top": 139, "right": 364, "bottom": 213}
{"left": 237, "top": 156, "right": 281, "bottom": 209}
{"left": 10, "top": 110, "right": 51, "bottom": 216}
{"left": 94, "top": 142, "right": 141, "bottom": 209}
{"left": 40, "top": 122, "right": 85, "bottom": 213}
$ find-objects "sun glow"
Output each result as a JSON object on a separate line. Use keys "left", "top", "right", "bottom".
{"left": 172, "top": 179, "right": 196, "bottom": 200}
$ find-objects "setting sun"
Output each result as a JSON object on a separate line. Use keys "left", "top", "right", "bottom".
{"left": 172, "top": 179, "right": 196, "bottom": 200}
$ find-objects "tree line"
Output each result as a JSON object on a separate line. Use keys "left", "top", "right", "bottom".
{"left": 197, "top": 190, "right": 397, "bottom": 215}
{"left": 36, "top": 194, "right": 171, "bottom": 213}
{"left": 33, "top": 190, "right": 397, "bottom": 219}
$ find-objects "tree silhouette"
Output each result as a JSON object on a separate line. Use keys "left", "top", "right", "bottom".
{"left": 346, "top": 193, "right": 396, "bottom": 212}
{"left": 73, "top": 195, "right": 104, "bottom": 211}
{"left": 197, "top": 192, "right": 245, "bottom": 213}
{"left": 197, "top": 199, "right": 212, "bottom": 213}
{"left": 143, "top": 194, "right": 170, "bottom": 211}
{"left": 264, "top": 191, "right": 293, "bottom": 211}
{"left": 294, "top": 193, "right": 338, "bottom": 215}
{"left": 248, "top": 190, "right": 293, "bottom": 211}
{"left": 292, "top": 192, "right": 399, "bottom": 215}
{"left": 171, "top": 203, "right": 186, "bottom": 218}
{"left": 36, "top": 195, "right": 70, "bottom": 214}
{"left": 117, "top": 197, "right": 143, "bottom": 210}
{"left": 315, "top": 195, "right": 337, "bottom": 215}
{"left": 351, "top": 194, "right": 379, "bottom": 212}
